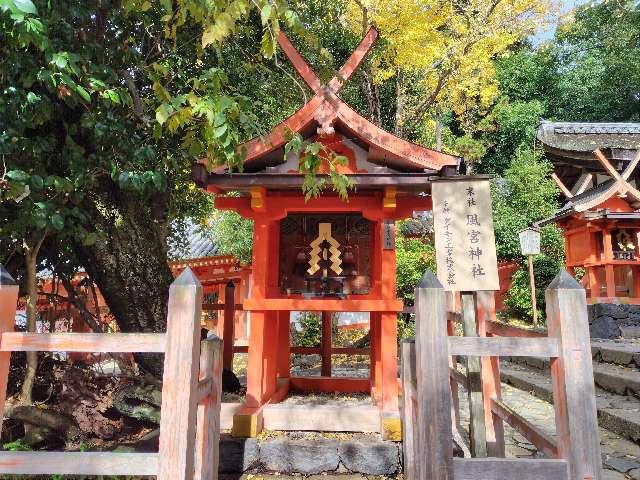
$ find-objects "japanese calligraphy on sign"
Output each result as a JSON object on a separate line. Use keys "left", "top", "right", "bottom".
{"left": 432, "top": 179, "right": 499, "bottom": 291}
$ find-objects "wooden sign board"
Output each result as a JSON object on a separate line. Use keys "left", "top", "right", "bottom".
{"left": 432, "top": 178, "right": 500, "bottom": 292}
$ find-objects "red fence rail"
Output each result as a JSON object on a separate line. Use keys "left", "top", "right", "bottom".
{"left": 0, "top": 265, "right": 222, "bottom": 480}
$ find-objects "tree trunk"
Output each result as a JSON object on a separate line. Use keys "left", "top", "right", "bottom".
{"left": 361, "top": 67, "right": 381, "bottom": 125}
{"left": 75, "top": 191, "right": 173, "bottom": 378}
{"left": 435, "top": 107, "right": 443, "bottom": 151}
{"left": 19, "top": 237, "right": 44, "bottom": 405}
{"left": 394, "top": 70, "right": 405, "bottom": 136}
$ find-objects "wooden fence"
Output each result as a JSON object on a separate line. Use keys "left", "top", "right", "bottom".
{"left": 0, "top": 265, "right": 223, "bottom": 480}
{"left": 401, "top": 269, "right": 602, "bottom": 480}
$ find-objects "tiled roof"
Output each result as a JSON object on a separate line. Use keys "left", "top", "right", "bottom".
{"left": 537, "top": 121, "right": 640, "bottom": 152}
{"left": 536, "top": 179, "right": 617, "bottom": 226}
{"left": 167, "top": 219, "right": 218, "bottom": 261}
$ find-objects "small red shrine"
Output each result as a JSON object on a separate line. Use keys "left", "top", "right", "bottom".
{"left": 539, "top": 149, "right": 640, "bottom": 303}
{"left": 193, "top": 27, "right": 460, "bottom": 438}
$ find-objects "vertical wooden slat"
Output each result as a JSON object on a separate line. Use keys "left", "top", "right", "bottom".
{"left": 546, "top": 270, "right": 602, "bottom": 480}
{"left": 222, "top": 281, "right": 235, "bottom": 371}
{"left": 277, "top": 310, "right": 291, "bottom": 378}
{"left": 194, "top": 335, "right": 222, "bottom": 480}
{"left": 370, "top": 312, "right": 382, "bottom": 404}
{"left": 415, "top": 270, "right": 453, "bottom": 479}
{"left": 461, "top": 292, "right": 487, "bottom": 457}
{"left": 475, "top": 290, "right": 505, "bottom": 458}
{"left": 380, "top": 312, "right": 399, "bottom": 412}
{"left": 321, "top": 311, "right": 332, "bottom": 377}
{"left": 0, "top": 265, "right": 18, "bottom": 435}
{"left": 401, "top": 340, "right": 419, "bottom": 480}
{"left": 603, "top": 229, "right": 616, "bottom": 298}
{"left": 158, "top": 268, "right": 203, "bottom": 480}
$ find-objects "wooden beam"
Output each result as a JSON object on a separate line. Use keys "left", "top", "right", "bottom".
{"left": 222, "top": 281, "right": 236, "bottom": 371}
{"left": 490, "top": 398, "right": 558, "bottom": 458}
{"left": 447, "top": 336, "right": 560, "bottom": 357}
{"left": 401, "top": 340, "right": 420, "bottom": 480}
{"left": 327, "top": 26, "right": 378, "bottom": 93}
{"left": 244, "top": 298, "right": 403, "bottom": 312}
{"left": 0, "top": 332, "right": 166, "bottom": 353}
{"left": 321, "top": 311, "right": 332, "bottom": 377}
{"left": 452, "top": 458, "right": 568, "bottom": 480}
{"left": 485, "top": 320, "right": 546, "bottom": 338}
{"left": 158, "top": 268, "right": 203, "bottom": 480}
{"left": 194, "top": 335, "right": 222, "bottom": 480}
{"left": 0, "top": 266, "right": 19, "bottom": 438}
{"left": 546, "top": 270, "right": 603, "bottom": 479}
{"left": 551, "top": 172, "right": 573, "bottom": 198}
{"left": 461, "top": 292, "right": 487, "bottom": 458}
{"left": 289, "top": 376, "right": 370, "bottom": 392}
{"left": 414, "top": 271, "right": 453, "bottom": 479}
{"left": 276, "top": 31, "right": 322, "bottom": 92}
{"left": 0, "top": 452, "right": 158, "bottom": 476}
{"left": 476, "top": 291, "right": 505, "bottom": 458}
{"left": 263, "top": 403, "right": 380, "bottom": 432}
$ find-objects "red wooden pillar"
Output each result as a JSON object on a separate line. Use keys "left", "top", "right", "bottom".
{"left": 216, "top": 283, "right": 225, "bottom": 338}
{"left": 236, "top": 219, "right": 277, "bottom": 437}
{"left": 222, "top": 280, "right": 236, "bottom": 371}
{"left": 370, "top": 311, "right": 382, "bottom": 404}
{"left": 321, "top": 311, "right": 332, "bottom": 377}
{"left": 603, "top": 229, "right": 616, "bottom": 298}
{"left": 380, "top": 312, "right": 398, "bottom": 411}
{"left": 276, "top": 310, "right": 290, "bottom": 378}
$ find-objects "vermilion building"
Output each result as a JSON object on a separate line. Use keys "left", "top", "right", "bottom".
{"left": 193, "top": 27, "right": 460, "bottom": 438}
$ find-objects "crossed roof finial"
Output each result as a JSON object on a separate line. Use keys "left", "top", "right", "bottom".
{"left": 277, "top": 27, "right": 379, "bottom": 96}
{"left": 235, "top": 27, "right": 459, "bottom": 172}
{"left": 552, "top": 149, "right": 640, "bottom": 211}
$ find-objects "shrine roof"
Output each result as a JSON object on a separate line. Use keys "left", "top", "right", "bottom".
{"left": 167, "top": 219, "right": 218, "bottom": 261}
{"left": 195, "top": 27, "right": 460, "bottom": 186}
{"left": 535, "top": 178, "right": 640, "bottom": 226}
{"left": 537, "top": 120, "right": 640, "bottom": 168}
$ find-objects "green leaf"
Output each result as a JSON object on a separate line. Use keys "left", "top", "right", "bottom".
{"left": 260, "top": 3, "right": 272, "bottom": 25}
{"left": 75, "top": 85, "right": 90, "bottom": 102}
{"left": 156, "top": 104, "right": 172, "bottom": 125}
{"left": 260, "top": 30, "right": 275, "bottom": 59}
{"left": 6, "top": 170, "right": 29, "bottom": 182}
{"left": 213, "top": 123, "right": 228, "bottom": 138}
{"left": 51, "top": 52, "right": 68, "bottom": 70}
{"left": 30, "top": 175, "right": 44, "bottom": 189}
{"left": 50, "top": 214, "right": 64, "bottom": 231}
{"left": 152, "top": 171, "right": 166, "bottom": 191}
{"left": 82, "top": 232, "right": 99, "bottom": 246}
{"left": 13, "top": 0, "right": 36, "bottom": 14}
{"left": 26, "top": 92, "right": 39, "bottom": 103}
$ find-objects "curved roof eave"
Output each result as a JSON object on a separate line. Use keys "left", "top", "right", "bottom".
{"left": 236, "top": 91, "right": 460, "bottom": 172}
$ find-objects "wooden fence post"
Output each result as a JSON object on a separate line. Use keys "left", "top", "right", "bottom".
{"left": 546, "top": 270, "right": 602, "bottom": 480}
{"left": 401, "top": 339, "right": 419, "bottom": 480}
{"left": 461, "top": 292, "right": 487, "bottom": 457}
{"left": 222, "top": 280, "right": 235, "bottom": 372}
{"left": 0, "top": 265, "right": 19, "bottom": 435}
{"left": 194, "top": 335, "right": 223, "bottom": 480}
{"left": 415, "top": 270, "right": 453, "bottom": 479}
{"left": 475, "top": 290, "right": 505, "bottom": 457}
{"left": 158, "top": 268, "right": 203, "bottom": 480}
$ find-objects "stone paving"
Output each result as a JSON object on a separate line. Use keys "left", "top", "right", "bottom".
{"left": 457, "top": 382, "right": 640, "bottom": 479}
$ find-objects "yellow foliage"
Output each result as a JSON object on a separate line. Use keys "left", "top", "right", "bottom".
{"left": 346, "top": 0, "right": 554, "bottom": 119}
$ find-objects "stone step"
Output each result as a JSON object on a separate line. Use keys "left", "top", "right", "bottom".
{"left": 592, "top": 339, "right": 640, "bottom": 369}
{"left": 506, "top": 354, "right": 640, "bottom": 397}
{"left": 218, "top": 433, "right": 401, "bottom": 476}
{"left": 262, "top": 403, "right": 381, "bottom": 432}
{"left": 500, "top": 362, "right": 640, "bottom": 443}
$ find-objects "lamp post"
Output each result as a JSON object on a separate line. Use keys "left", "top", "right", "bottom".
{"left": 519, "top": 227, "right": 541, "bottom": 326}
